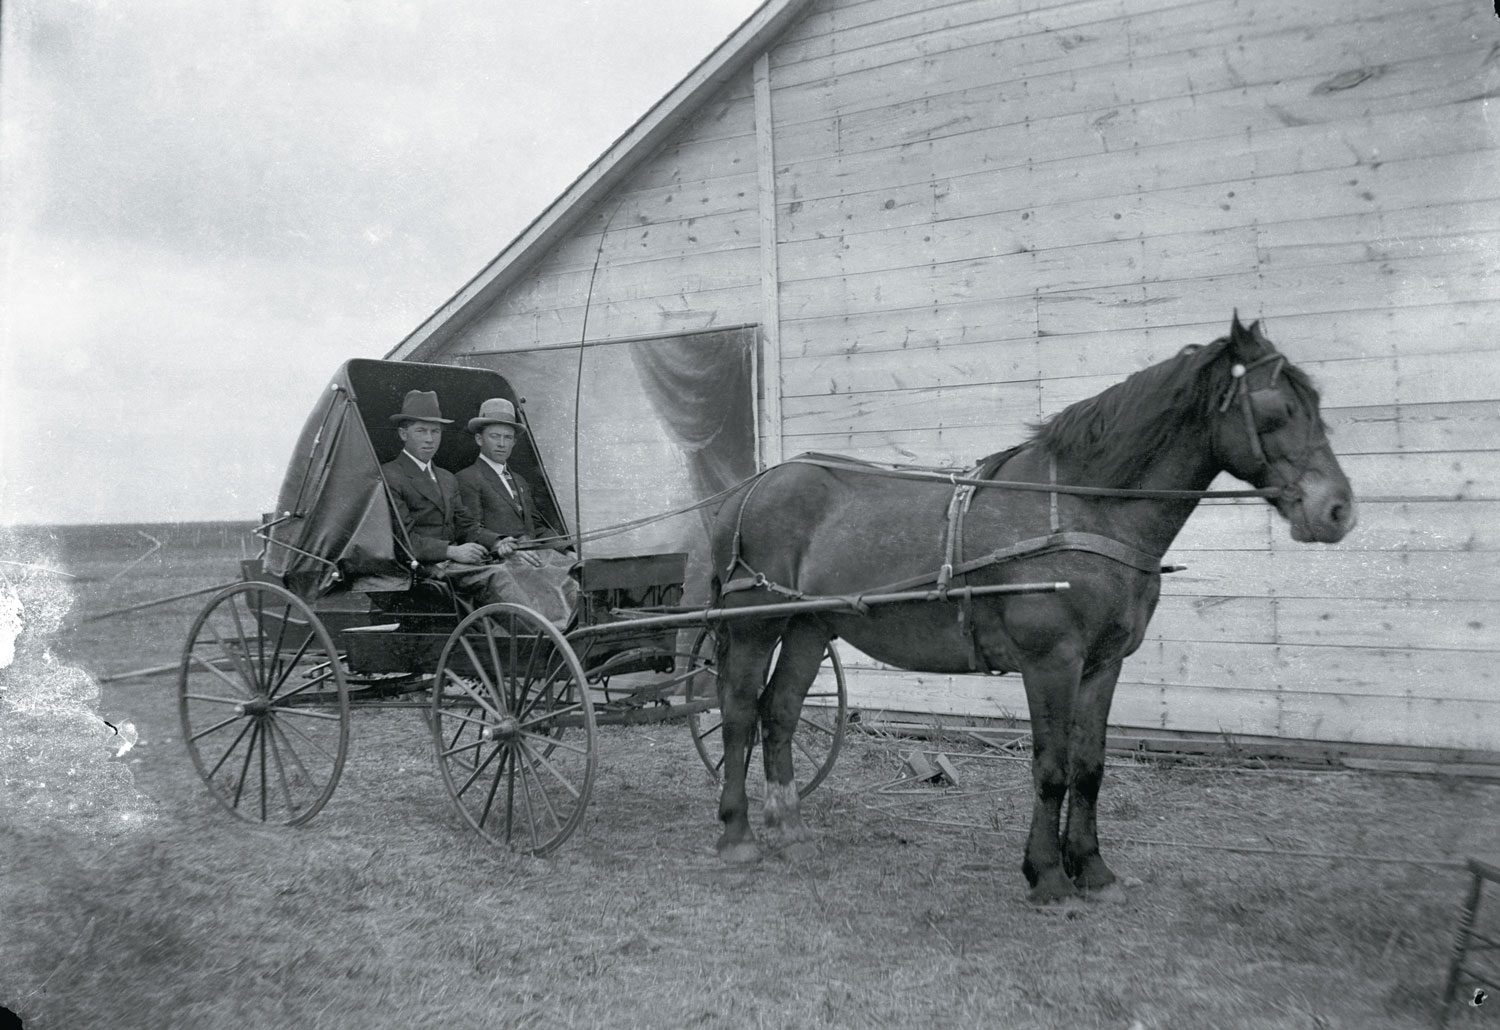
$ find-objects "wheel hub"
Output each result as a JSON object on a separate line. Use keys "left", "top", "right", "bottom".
{"left": 482, "top": 715, "right": 521, "bottom": 742}
{"left": 236, "top": 695, "right": 272, "bottom": 717}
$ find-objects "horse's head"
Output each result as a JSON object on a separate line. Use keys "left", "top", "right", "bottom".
{"left": 1212, "top": 314, "right": 1356, "bottom": 543}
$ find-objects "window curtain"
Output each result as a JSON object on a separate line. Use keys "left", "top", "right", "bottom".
{"left": 627, "top": 329, "right": 757, "bottom": 511}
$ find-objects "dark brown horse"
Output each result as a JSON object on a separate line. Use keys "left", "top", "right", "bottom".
{"left": 707, "top": 315, "right": 1356, "bottom": 902}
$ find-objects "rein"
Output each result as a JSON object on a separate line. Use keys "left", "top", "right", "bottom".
{"left": 780, "top": 454, "right": 1283, "bottom": 501}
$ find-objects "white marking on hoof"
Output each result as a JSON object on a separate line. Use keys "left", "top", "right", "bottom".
{"left": 762, "top": 781, "right": 802, "bottom": 831}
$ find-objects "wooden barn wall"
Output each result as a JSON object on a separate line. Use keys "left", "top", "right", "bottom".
{"left": 765, "top": 0, "right": 1500, "bottom": 751}
{"left": 448, "top": 75, "right": 764, "bottom": 350}
{"left": 422, "top": 0, "right": 1499, "bottom": 753}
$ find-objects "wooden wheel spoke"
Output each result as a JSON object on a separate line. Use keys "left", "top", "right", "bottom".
{"left": 517, "top": 698, "right": 587, "bottom": 733}
{"left": 266, "top": 638, "right": 323, "bottom": 699}
{"left": 513, "top": 750, "right": 560, "bottom": 844}
{"left": 518, "top": 729, "right": 588, "bottom": 757}
{"left": 516, "top": 661, "right": 572, "bottom": 723}
{"left": 439, "top": 736, "right": 487, "bottom": 761}
{"left": 458, "top": 635, "right": 504, "bottom": 708}
{"left": 274, "top": 656, "right": 339, "bottom": 704}
{"left": 224, "top": 598, "right": 266, "bottom": 693}
{"left": 190, "top": 650, "right": 254, "bottom": 698}
{"left": 188, "top": 713, "right": 248, "bottom": 744}
{"left": 482, "top": 616, "right": 517, "bottom": 706}
{"left": 456, "top": 741, "right": 505, "bottom": 799}
{"left": 266, "top": 706, "right": 341, "bottom": 721}
{"left": 274, "top": 709, "right": 339, "bottom": 766}
{"left": 264, "top": 719, "right": 298, "bottom": 815}
{"left": 791, "top": 731, "right": 827, "bottom": 768}
{"left": 440, "top": 707, "right": 502, "bottom": 731}
{"left": 475, "top": 745, "right": 511, "bottom": 832}
{"left": 440, "top": 671, "right": 504, "bottom": 721}
{"left": 203, "top": 719, "right": 255, "bottom": 776}
{"left": 796, "top": 712, "right": 838, "bottom": 739}
{"left": 231, "top": 721, "right": 261, "bottom": 807}
{"left": 513, "top": 625, "right": 546, "bottom": 707}
{"left": 514, "top": 739, "right": 584, "bottom": 801}
{"left": 266, "top": 719, "right": 319, "bottom": 795}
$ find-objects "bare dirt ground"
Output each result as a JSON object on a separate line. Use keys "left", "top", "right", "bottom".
{"left": 3, "top": 525, "right": 1498, "bottom": 1029}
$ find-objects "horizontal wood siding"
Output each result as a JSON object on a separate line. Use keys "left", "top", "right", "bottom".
{"left": 767, "top": 0, "right": 1500, "bottom": 750}
{"left": 417, "top": 0, "right": 1497, "bottom": 753}
{"left": 445, "top": 77, "right": 764, "bottom": 353}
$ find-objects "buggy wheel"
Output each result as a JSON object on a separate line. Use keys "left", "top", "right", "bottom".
{"left": 685, "top": 627, "right": 847, "bottom": 798}
{"left": 178, "top": 580, "right": 350, "bottom": 826}
{"left": 431, "top": 603, "right": 596, "bottom": 855}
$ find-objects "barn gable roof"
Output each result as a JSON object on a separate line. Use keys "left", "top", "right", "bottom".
{"left": 387, "top": 0, "right": 816, "bottom": 362}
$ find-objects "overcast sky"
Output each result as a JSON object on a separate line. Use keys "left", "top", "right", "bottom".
{"left": 0, "top": 0, "right": 763, "bottom": 525}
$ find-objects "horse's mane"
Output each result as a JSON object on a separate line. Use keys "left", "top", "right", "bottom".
{"left": 1022, "top": 339, "right": 1235, "bottom": 488}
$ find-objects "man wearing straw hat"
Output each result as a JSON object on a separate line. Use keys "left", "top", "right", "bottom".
{"left": 456, "top": 397, "right": 579, "bottom": 623}
{"left": 380, "top": 389, "right": 525, "bottom": 612}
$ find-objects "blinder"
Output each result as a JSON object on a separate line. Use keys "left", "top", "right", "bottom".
{"left": 1217, "top": 351, "right": 1298, "bottom": 490}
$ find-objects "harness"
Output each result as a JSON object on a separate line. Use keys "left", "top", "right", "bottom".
{"left": 719, "top": 455, "right": 1165, "bottom": 671}
{"left": 720, "top": 345, "right": 1310, "bottom": 670}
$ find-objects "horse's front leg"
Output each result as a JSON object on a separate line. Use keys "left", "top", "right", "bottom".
{"left": 758, "top": 616, "right": 828, "bottom": 857}
{"left": 715, "top": 623, "right": 776, "bottom": 864}
{"left": 1018, "top": 649, "right": 1085, "bottom": 903}
{"left": 1063, "top": 658, "right": 1123, "bottom": 891}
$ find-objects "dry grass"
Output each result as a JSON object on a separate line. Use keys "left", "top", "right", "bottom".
{"left": 3, "top": 524, "right": 1498, "bottom": 1029}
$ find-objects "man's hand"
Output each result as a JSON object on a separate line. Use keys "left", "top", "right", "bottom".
{"left": 493, "top": 537, "right": 519, "bottom": 559}
{"left": 445, "top": 542, "right": 489, "bottom": 565}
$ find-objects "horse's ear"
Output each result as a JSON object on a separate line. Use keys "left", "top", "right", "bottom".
{"left": 1228, "top": 311, "right": 1251, "bottom": 356}
{"left": 1228, "top": 311, "right": 1267, "bottom": 359}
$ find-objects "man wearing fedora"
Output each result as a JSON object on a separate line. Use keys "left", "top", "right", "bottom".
{"left": 455, "top": 397, "right": 579, "bottom": 622}
{"left": 381, "top": 389, "right": 514, "bottom": 607}
{"left": 456, "top": 398, "right": 547, "bottom": 544}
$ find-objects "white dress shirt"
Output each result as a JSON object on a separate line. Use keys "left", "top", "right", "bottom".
{"left": 478, "top": 454, "right": 516, "bottom": 497}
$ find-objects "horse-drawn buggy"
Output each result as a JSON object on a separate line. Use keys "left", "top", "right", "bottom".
{"left": 180, "top": 316, "right": 1355, "bottom": 900}
{"left": 177, "top": 358, "right": 1061, "bottom": 856}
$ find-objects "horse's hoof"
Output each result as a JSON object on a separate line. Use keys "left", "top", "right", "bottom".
{"left": 717, "top": 840, "right": 762, "bottom": 865}
{"left": 1085, "top": 882, "right": 1128, "bottom": 904}
{"left": 1027, "top": 870, "right": 1080, "bottom": 905}
{"left": 769, "top": 839, "right": 818, "bottom": 863}
{"left": 1072, "top": 856, "right": 1117, "bottom": 892}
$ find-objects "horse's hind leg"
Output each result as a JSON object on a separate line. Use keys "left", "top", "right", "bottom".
{"left": 1063, "top": 659, "right": 1122, "bottom": 891}
{"left": 758, "top": 615, "right": 828, "bottom": 855}
{"left": 715, "top": 619, "right": 779, "bottom": 864}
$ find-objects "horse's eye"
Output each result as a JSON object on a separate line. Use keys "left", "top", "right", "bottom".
{"left": 1248, "top": 388, "right": 1292, "bottom": 430}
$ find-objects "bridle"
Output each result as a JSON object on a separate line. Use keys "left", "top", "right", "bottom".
{"left": 1216, "top": 348, "right": 1314, "bottom": 505}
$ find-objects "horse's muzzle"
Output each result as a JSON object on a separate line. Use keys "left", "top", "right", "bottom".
{"left": 1285, "top": 470, "right": 1356, "bottom": 543}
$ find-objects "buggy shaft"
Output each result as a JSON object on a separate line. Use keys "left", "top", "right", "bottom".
{"left": 568, "top": 581, "right": 1069, "bottom": 639}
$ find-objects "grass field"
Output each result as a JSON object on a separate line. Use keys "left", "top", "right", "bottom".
{"left": 2, "top": 523, "right": 1497, "bottom": 1029}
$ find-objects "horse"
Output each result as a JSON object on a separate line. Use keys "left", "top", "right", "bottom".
{"left": 706, "top": 314, "right": 1356, "bottom": 903}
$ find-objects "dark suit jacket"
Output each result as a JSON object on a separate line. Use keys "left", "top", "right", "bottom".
{"left": 456, "top": 460, "right": 543, "bottom": 539}
{"left": 381, "top": 451, "right": 499, "bottom": 563}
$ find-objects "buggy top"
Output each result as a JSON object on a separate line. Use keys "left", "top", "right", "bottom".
{"left": 262, "top": 359, "right": 570, "bottom": 600}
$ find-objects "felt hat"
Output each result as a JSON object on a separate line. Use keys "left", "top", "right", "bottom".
{"left": 467, "top": 397, "right": 526, "bottom": 434}
{"left": 388, "top": 390, "right": 453, "bottom": 426}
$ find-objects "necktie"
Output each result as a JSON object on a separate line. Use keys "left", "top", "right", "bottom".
{"left": 498, "top": 466, "right": 516, "bottom": 498}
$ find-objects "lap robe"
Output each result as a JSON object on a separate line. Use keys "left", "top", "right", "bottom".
{"left": 432, "top": 551, "right": 580, "bottom": 626}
